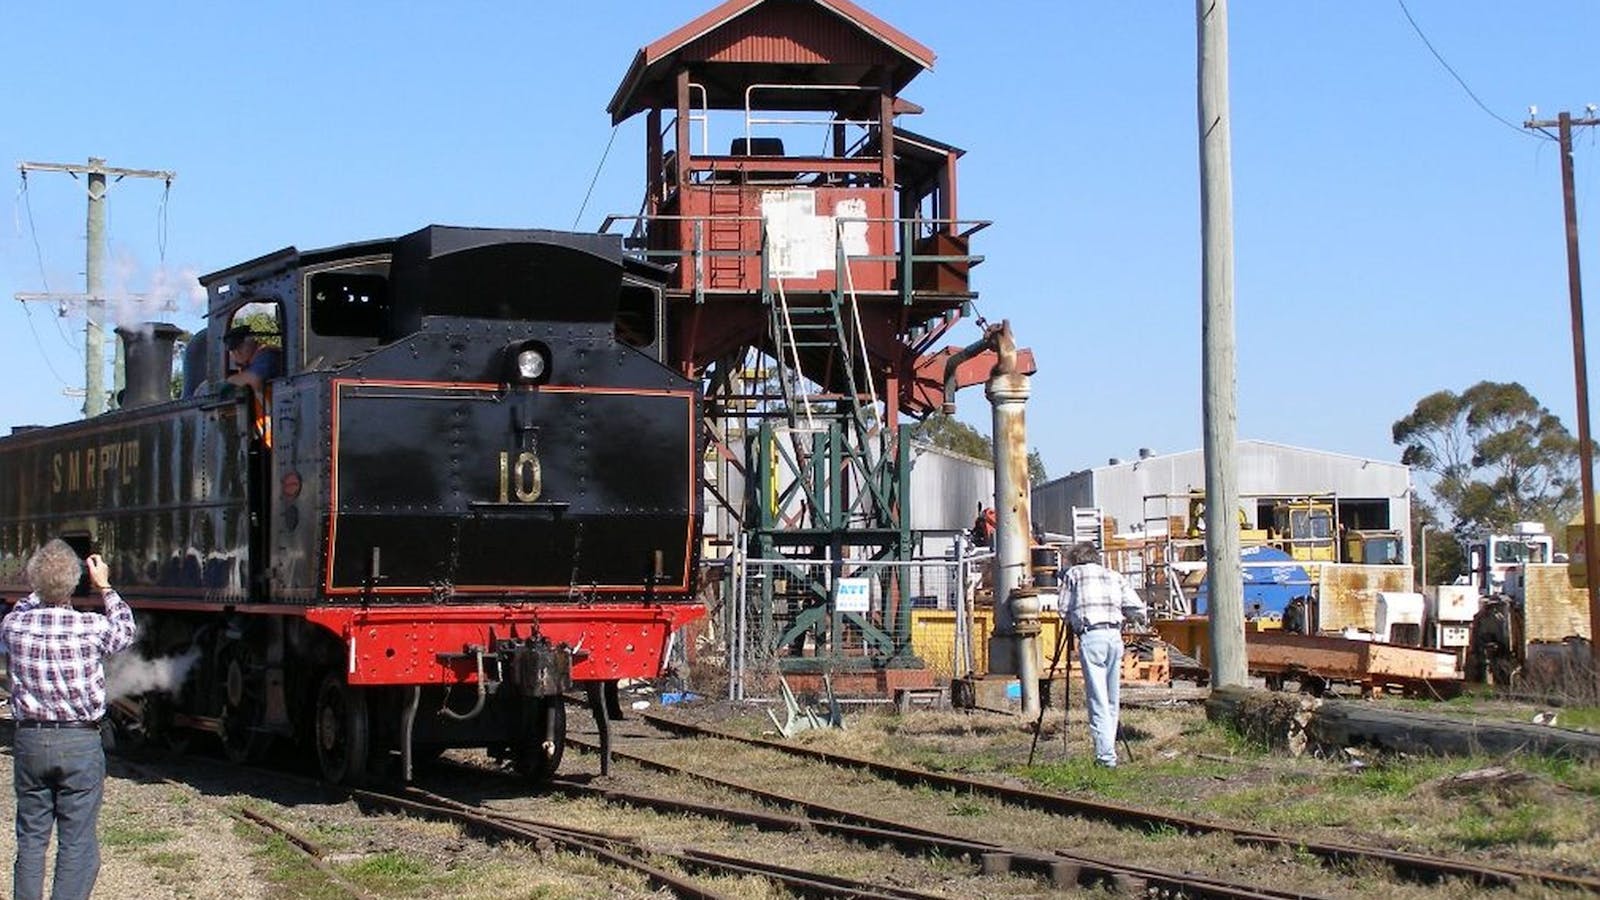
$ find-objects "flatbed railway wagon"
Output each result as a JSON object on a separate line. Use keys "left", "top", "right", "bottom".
{"left": 0, "top": 225, "right": 703, "bottom": 784}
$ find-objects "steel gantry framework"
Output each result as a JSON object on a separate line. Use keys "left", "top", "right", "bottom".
{"left": 603, "top": 0, "right": 1029, "bottom": 676}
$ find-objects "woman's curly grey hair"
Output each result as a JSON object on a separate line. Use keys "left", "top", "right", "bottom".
{"left": 1066, "top": 541, "right": 1101, "bottom": 567}
{"left": 25, "top": 539, "right": 83, "bottom": 605}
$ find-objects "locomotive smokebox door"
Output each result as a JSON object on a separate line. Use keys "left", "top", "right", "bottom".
{"left": 496, "top": 636, "right": 573, "bottom": 697}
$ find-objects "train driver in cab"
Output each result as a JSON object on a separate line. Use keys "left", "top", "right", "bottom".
{"left": 223, "top": 324, "right": 283, "bottom": 393}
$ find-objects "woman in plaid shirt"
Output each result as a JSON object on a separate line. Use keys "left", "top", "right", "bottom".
{"left": 1, "top": 540, "right": 136, "bottom": 900}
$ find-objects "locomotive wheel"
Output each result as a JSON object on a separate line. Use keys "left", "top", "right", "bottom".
{"left": 122, "top": 694, "right": 191, "bottom": 755}
{"left": 512, "top": 697, "right": 565, "bottom": 784}
{"left": 218, "top": 645, "right": 271, "bottom": 764}
{"left": 315, "top": 673, "right": 371, "bottom": 786}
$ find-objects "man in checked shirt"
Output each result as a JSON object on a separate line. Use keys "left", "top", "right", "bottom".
{"left": 1058, "top": 542, "right": 1147, "bottom": 768}
{"left": 1, "top": 540, "right": 136, "bottom": 900}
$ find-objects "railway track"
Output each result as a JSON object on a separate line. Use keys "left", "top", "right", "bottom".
{"left": 365, "top": 784, "right": 953, "bottom": 900}
{"left": 112, "top": 747, "right": 986, "bottom": 898}
{"left": 634, "top": 710, "right": 1600, "bottom": 895}
{"left": 553, "top": 737, "right": 1313, "bottom": 900}
{"left": 113, "top": 756, "right": 371, "bottom": 899}
{"left": 68, "top": 715, "right": 1600, "bottom": 898}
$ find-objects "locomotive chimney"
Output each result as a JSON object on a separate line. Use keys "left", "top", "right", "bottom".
{"left": 116, "top": 323, "right": 184, "bottom": 409}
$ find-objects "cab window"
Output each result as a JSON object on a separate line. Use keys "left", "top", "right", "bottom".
{"left": 223, "top": 301, "right": 285, "bottom": 382}
{"left": 310, "top": 272, "right": 390, "bottom": 337}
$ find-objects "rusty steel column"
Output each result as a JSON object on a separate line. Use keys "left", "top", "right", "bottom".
{"left": 986, "top": 324, "right": 1033, "bottom": 688}
{"left": 1010, "top": 588, "right": 1042, "bottom": 717}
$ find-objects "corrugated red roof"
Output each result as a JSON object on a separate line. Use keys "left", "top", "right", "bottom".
{"left": 608, "top": 0, "right": 935, "bottom": 124}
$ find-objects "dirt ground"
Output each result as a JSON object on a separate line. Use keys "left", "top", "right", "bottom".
{"left": 0, "top": 741, "right": 266, "bottom": 900}
{"left": 0, "top": 736, "right": 670, "bottom": 900}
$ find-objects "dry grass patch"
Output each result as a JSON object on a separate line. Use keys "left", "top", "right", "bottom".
{"left": 819, "top": 701, "right": 1600, "bottom": 879}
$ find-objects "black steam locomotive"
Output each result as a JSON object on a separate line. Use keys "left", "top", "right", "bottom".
{"left": 0, "top": 226, "right": 702, "bottom": 783}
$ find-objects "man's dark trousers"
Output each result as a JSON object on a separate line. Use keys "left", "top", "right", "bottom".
{"left": 13, "top": 726, "right": 104, "bottom": 900}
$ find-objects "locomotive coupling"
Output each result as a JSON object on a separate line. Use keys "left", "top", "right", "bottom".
{"left": 435, "top": 628, "right": 574, "bottom": 699}
{"left": 495, "top": 632, "right": 574, "bottom": 697}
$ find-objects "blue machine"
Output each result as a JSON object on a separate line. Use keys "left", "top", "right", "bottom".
{"left": 1193, "top": 545, "right": 1312, "bottom": 618}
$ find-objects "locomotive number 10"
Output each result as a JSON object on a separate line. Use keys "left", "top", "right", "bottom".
{"left": 497, "top": 450, "right": 543, "bottom": 502}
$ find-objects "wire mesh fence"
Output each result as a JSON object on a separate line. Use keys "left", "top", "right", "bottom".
{"left": 694, "top": 538, "right": 991, "bottom": 701}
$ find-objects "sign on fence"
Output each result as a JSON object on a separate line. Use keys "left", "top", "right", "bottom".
{"left": 835, "top": 577, "right": 871, "bottom": 613}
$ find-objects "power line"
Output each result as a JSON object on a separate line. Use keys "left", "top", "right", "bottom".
{"left": 18, "top": 304, "right": 76, "bottom": 390}
{"left": 1395, "top": 0, "right": 1540, "bottom": 140}
{"left": 572, "top": 124, "right": 620, "bottom": 230}
{"left": 17, "top": 158, "right": 176, "bottom": 417}
{"left": 18, "top": 173, "right": 82, "bottom": 354}
{"left": 18, "top": 172, "right": 52, "bottom": 295}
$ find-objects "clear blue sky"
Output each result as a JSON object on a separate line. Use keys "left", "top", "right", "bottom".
{"left": 3, "top": 1, "right": 1597, "bottom": 481}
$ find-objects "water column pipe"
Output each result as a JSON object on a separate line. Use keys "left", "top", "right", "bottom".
{"left": 943, "top": 320, "right": 1039, "bottom": 716}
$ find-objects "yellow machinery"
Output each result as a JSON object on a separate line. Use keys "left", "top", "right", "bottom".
{"left": 1343, "top": 529, "right": 1405, "bottom": 565}
{"left": 1185, "top": 494, "right": 1270, "bottom": 553}
{"left": 1270, "top": 499, "right": 1337, "bottom": 562}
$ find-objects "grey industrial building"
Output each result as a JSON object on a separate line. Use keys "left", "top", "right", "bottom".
{"left": 1032, "top": 440, "right": 1412, "bottom": 557}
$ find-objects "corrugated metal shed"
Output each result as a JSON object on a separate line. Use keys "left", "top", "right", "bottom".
{"left": 1033, "top": 439, "right": 1411, "bottom": 552}
{"left": 909, "top": 442, "right": 993, "bottom": 531}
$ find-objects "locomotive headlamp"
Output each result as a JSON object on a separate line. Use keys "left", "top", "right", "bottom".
{"left": 516, "top": 348, "right": 547, "bottom": 381}
{"left": 503, "top": 340, "right": 552, "bottom": 385}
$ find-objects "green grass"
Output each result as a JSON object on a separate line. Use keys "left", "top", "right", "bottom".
{"left": 1017, "top": 757, "right": 1126, "bottom": 795}
{"left": 1517, "top": 754, "right": 1600, "bottom": 796}
{"left": 341, "top": 851, "right": 434, "bottom": 892}
{"left": 302, "top": 821, "right": 361, "bottom": 853}
{"left": 1558, "top": 706, "right": 1600, "bottom": 729}
{"left": 1142, "top": 823, "right": 1182, "bottom": 842}
{"left": 102, "top": 823, "right": 175, "bottom": 848}
{"left": 1199, "top": 784, "right": 1358, "bottom": 829}
{"left": 242, "top": 827, "right": 349, "bottom": 900}
{"left": 904, "top": 747, "right": 1003, "bottom": 774}
{"left": 141, "top": 850, "right": 195, "bottom": 871}
{"left": 1452, "top": 803, "right": 1560, "bottom": 849}
{"left": 1324, "top": 758, "right": 1458, "bottom": 798}
{"left": 947, "top": 798, "right": 987, "bottom": 817}
{"left": 1184, "top": 719, "right": 1270, "bottom": 758}
{"left": 1138, "top": 757, "right": 1246, "bottom": 781}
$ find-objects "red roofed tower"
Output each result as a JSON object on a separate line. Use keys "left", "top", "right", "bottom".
{"left": 605, "top": 0, "right": 1021, "bottom": 687}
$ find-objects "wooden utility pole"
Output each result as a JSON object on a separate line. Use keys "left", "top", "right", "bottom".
{"left": 1197, "top": 0, "right": 1247, "bottom": 687}
{"left": 1524, "top": 111, "right": 1600, "bottom": 681}
{"left": 16, "top": 158, "right": 175, "bottom": 417}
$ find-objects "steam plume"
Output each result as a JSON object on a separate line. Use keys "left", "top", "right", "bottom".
{"left": 105, "top": 648, "right": 202, "bottom": 701}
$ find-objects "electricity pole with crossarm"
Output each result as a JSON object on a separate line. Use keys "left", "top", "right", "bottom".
{"left": 15, "top": 157, "right": 175, "bottom": 417}
{"left": 1523, "top": 111, "right": 1600, "bottom": 685}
